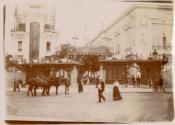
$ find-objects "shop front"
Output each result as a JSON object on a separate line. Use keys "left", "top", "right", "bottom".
{"left": 99, "top": 59, "right": 165, "bottom": 84}
{"left": 21, "top": 62, "right": 82, "bottom": 87}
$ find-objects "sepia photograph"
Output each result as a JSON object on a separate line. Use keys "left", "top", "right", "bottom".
{"left": 1, "top": 0, "right": 174, "bottom": 124}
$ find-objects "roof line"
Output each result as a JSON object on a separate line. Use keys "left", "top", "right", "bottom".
{"left": 85, "top": 6, "right": 135, "bottom": 46}
{"left": 86, "top": 2, "right": 173, "bottom": 46}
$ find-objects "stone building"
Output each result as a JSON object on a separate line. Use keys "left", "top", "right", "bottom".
{"left": 4, "top": 3, "right": 60, "bottom": 87}
{"left": 86, "top": 3, "right": 173, "bottom": 59}
{"left": 5, "top": 3, "right": 59, "bottom": 63}
{"left": 86, "top": 3, "right": 173, "bottom": 87}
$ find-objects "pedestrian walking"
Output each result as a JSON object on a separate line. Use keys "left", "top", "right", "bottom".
{"left": 113, "top": 80, "right": 122, "bottom": 101}
{"left": 78, "top": 77, "right": 83, "bottom": 93}
{"left": 97, "top": 77, "right": 106, "bottom": 103}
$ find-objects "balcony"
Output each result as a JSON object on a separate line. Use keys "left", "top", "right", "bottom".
{"left": 152, "top": 45, "right": 172, "bottom": 52}
{"left": 11, "top": 31, "right": 29, "bottom": 38}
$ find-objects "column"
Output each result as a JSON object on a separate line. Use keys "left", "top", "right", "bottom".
{"left": 71, "top": 65, "right": 78, "bottom": 87}
{"left": 99, "top": 64, "right": 106, "bottom": 82}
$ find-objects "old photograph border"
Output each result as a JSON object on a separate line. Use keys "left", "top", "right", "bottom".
{"left": 1, "top": 0, "right": 175, "bottom": 124}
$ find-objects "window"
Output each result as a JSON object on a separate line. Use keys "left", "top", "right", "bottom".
{"left": 46, "top": 42, "right": 51, "bottom": 52}
{"left": 44, "top": 24, "right": 54, "bottom": 32}
{"left": 17, "top": 55, "right": 23, "bottom": 63}
{"left": 18, "top": 23, "right": 26, "bottom": 32}
{"left": 44, "top": 24, "right": 50, "bottom": 31}
{"left": 18, "top": 41, "right": 22, "bottom": 51}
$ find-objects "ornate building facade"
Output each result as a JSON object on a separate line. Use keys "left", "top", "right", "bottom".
{"left": 86, "top": 3, "right": 173, "bottom": 60}
{"left": 86, "top": 3, "right": 173, "bottom": 87}
{"left": 5, "top": 3, "right": 59, "bottom": 63}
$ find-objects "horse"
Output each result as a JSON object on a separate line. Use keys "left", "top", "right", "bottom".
{"left": 13, "top": 79, "right": 23, "bottom": 92}
{"left": 47, "top": 76, "right": 60, "bottom": 95}
{"left": 27, "top": 77, "right": 49, "bottom": 96}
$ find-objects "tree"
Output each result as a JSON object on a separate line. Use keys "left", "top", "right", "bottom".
{"left": 82, "top": 55, "right": 100, "bottom": 73}
{"left": 58, "top": 44, "right": 71, "bottom": 58}
{"left": 57, "top": 44, "right": 76, "bottom": 59}
{"left": 5, "top": 54, "right": 23, "bottom": 71}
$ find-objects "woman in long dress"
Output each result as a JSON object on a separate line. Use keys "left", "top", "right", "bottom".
{"left": 113, "top": 80, "right": 122, "bottom": 101}
{"left": 78, "top": 77, "right": 83, "bottom": 93}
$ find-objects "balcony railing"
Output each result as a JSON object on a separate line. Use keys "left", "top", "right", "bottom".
{"left": 152, "top": 45, "right": 172, "bottom": 51}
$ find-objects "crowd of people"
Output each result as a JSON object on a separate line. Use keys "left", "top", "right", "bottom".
{"left": 77, "top": 76, "right": 122, "bottom": 103}
{"left": 13, "top": 74, "right": 165, "bottom": 103}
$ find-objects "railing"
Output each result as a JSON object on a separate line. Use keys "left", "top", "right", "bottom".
{"left": 152, "top": 45, "right": 172, "bottom": 51}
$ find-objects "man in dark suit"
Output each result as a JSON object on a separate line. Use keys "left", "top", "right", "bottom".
{"left": 97, "top": 77, "right": 106, "bottom": 103}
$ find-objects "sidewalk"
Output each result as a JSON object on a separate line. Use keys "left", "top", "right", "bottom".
{"left": 5, "top": 84, "right": 173, "bottom": 93}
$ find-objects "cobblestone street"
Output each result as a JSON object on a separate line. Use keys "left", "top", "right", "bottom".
{"left": 5, "top": 85, "right": 174, "bottom": 123}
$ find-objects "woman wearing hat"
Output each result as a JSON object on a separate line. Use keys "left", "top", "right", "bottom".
{"left": 113, "top": 80, "right": 122, "bottom": 101}
{"left": 78, "top": 77, "right": 83, "bottom": 93}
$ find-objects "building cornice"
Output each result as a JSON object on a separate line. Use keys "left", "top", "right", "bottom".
{"left": 86, "top": 3, "right": 173, "bottom": 47}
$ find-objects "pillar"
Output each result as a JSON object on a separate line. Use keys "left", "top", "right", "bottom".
{"left": 99, "top": 64, "right": 106, "bottom": 82}
{"left": 71, "top": 65, "right": 78, "bottom": 87}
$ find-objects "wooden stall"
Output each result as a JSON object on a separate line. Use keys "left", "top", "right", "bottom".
{"left": 100, "top": 59, "right": 165, "bottom": 84}
{"left": 21, "top": 62, "right": 83, "bottom": 87}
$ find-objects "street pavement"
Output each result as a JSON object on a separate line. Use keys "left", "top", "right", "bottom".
{"left": 4, "top": 85, "right": 174, "bottom": 123}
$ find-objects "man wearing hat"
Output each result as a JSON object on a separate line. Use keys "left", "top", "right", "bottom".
{"left": 97, "top": 77, "right": 106, "bottom": 103}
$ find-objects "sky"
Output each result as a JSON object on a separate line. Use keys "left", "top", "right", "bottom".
{"left": 5, "top": 0, "right": 134, "bottom": 47}
{"left": 54, "top": 0, "right": 132, "bottom": 46}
